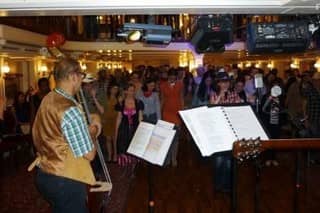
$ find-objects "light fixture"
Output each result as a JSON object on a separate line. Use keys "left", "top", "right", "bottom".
{"left": 314, "top": 59, "right": 320, "bottom": 69}
{"left": 2, "top": 62, "right": 10, "bottom": 73}
{"left": 81, "top": 63, "right": 87, "bottom": 71}
{"left": 267, "top": 61, "right": 274, "bottom": 69}
{"left": 245, "top": 62, "right": 252, "bottom": 68}
{"left": 40, "top": 65, "right": 48, "bottom": 72}
{"left": 130, "top": 18, "right": 136, "bottom": 23}
{"left": 290, "top": 63, "right": 299, "bottom": 69}
{"left": 290, "top": 58, "right": 300, "bottom": 69}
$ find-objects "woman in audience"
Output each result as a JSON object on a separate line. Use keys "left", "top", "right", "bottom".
{"left": 183, "top": 71, "right": 195, "bottom": 108}
{"left": 210, "top": 71, "right": 242, "bottom": 105}
{"left": 209, "top": 71, "right": 241, "bottom": 193}
{"left": 103, "top": 83, "right": 120, "bottom": 162}
{"left": 92, "top": 82, "right": 120, "bottom": 162}
{"left": 192, "top": 71, "right": 215, "bottom": 107}
{"left": 115, "top": 84, "right": 144, "bottom": 167}
{"left": 136, "top": 78, "right": 161, "bottom": 124}
{"left": 234, "top": 77, "right": 248, "bottom": 103}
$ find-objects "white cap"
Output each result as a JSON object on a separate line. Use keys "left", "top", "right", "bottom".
{"left": 82, "top": 73, "right": 96, "bottom": 83}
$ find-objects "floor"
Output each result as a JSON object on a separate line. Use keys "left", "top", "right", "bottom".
{"left": 125, "top": 136, "right": 320, "bottom": 213}
{"left": 1, "top": 135, "right": 320, "bottom": 213}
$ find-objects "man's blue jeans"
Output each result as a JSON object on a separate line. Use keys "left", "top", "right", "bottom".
{"left": 35, "top": 167, "right": 88, "bottom": 213}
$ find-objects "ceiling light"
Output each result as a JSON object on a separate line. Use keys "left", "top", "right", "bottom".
{"left": 130, "top": 18, "right": 136, "bottom": 23}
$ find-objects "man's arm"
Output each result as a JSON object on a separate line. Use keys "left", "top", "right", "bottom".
{"left": 61, "top": 107, "right": 99, "bottom": 161}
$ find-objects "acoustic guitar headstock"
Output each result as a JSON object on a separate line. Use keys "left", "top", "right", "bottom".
{"left": 233, "top": 138, "right": 262, "bottom": 161}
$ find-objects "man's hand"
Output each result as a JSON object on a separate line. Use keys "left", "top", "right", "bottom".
{"left": 89, "top": 113, "right": 102, "bottom": 139}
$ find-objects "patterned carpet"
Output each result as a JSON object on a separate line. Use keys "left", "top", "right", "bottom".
{"left": 0, "top": 163, "right": 135, "bottom": 213}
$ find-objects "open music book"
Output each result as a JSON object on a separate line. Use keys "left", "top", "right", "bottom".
{"left": 179, "top": 105, "right": 269, "bottom": 157}
{"left": 127, "top": 120, "right": 176, "bottom": 166}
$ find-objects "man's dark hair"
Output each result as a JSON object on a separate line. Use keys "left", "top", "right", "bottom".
{"left": 53, "top": 58, "right": 80, "bottom": 81}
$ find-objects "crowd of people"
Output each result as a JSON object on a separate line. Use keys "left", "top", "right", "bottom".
{"left": 1, "top": 58, "right": 320, "bottom": 212}
{"left": 1, "top": 62, "right": 320, "bottom": 161}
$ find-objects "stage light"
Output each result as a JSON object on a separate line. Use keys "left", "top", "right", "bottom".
{"left": 127, "top": 30, "right": 142, "bottom": 41}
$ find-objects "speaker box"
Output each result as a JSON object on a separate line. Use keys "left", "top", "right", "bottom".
{"left": 190, "top": 15, "right": 233, "bottom": 54}
{"left": 191, "top": 30, "right": 228, "bottom": 53}
{"left": 247, "top": 21, "right": 311, "bottom": 54}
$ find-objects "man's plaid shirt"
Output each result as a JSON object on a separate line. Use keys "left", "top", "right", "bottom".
{"left": 55, "top": 88, "right": 94, "bottom": 157}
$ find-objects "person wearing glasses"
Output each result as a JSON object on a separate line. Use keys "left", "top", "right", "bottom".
{"left": 30, "top": 58, "right": 101, "bottom": 213}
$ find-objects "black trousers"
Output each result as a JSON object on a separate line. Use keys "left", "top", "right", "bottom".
{"left": 212, "top": 151, "right": 233, "bottom": 193}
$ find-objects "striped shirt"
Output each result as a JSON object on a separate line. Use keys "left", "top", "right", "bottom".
{"left": 55, "top": 88, "right": 94, "bottom": 157}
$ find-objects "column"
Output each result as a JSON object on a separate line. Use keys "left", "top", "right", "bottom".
{"left": 189, "top": 50, "right": 204, "bottom": 71}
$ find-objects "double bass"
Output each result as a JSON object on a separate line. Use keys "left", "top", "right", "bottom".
{"left": 78, "top": 86, "right": 113, "bottom": 213}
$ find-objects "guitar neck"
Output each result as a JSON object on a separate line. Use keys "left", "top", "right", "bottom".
{"left": 260, "top": 138, "right": 320, "bottom": 151}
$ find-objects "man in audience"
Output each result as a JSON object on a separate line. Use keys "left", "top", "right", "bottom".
{"left": 30, "top": 78, "right": 50, "bottom": 123}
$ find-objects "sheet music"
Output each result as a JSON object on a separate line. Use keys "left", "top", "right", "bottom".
{"left": 179, "top": 105, "right": 269, "bottom": 156}
{"left": 180, "top": 107, "right": 236, "bottom": 156}
{"left": 127, "top": 120, "right": 176, "bottom": 166}
{"left": 200, "top": 107, "right": 237, "bottom": 154}
{"left": 223, "top": 105, "right": 269, "bottom": 140}
{"left": 143, "top": 126, "right": 176, "bottom": 165}
{"left": 179, "top": 106, "right": 208, "bottom": 155}
{"left": 156, "top": 119, "right": 175, "bottom": 130}
{"left": 127, "top": 122, "right": 154, "bottom": 157}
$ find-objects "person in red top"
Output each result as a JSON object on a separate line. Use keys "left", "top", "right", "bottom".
{"left": 160, "top": 68, "right": 184, "bottom": 167}
{"left": 210, "top": 70, "right": 242, "bottom": 105}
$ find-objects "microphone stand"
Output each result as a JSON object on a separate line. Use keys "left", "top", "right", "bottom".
{"left": 255, "top": 88, "right": 262, "bottom": 114}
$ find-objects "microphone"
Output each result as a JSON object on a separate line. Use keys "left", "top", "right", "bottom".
{"left": 254, "top": 73, "right": 264, "bottom": 88}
